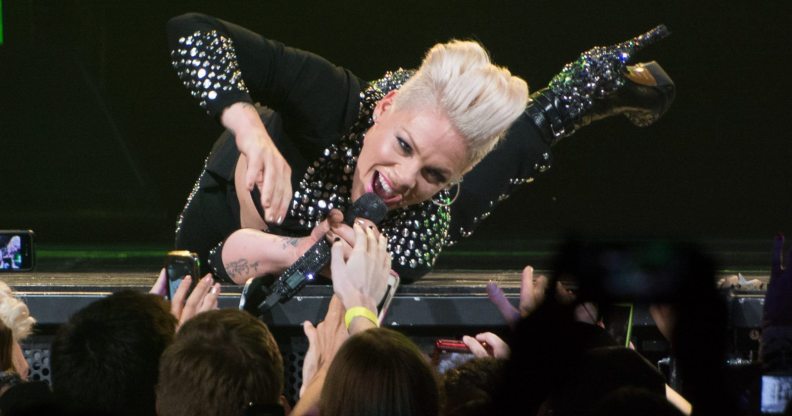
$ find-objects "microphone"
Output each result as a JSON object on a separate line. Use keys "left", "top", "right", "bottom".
{"left": 240, "top": 193, "right": 388, "bottom": 316}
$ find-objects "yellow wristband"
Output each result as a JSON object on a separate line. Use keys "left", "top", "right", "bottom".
{"left": 344, "top": 306, "right": 379, "bottom": 330}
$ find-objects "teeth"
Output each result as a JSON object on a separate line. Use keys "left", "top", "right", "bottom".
{"left": 377, "top": 173, "right": 395, "bottom": 197}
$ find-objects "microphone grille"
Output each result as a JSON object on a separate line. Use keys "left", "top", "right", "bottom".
{"left": 347, "top": 193, "right": 388, "bottom": 225}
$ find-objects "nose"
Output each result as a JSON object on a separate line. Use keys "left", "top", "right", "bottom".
{"left": 391, "top": 162, "right": 420, "bottom": 194}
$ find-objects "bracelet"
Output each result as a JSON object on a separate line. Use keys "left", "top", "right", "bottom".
{"left": 344, "top": 306, "right": 379, "bottom": 330}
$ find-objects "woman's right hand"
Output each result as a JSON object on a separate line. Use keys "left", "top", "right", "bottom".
{"left": 222, "top": 102, "right": 292, "bottom": 225}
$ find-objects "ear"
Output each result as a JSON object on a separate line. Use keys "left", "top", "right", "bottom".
{"left": 373, "top": 90, "right": 398, "bottom": 121}
{"left": 279, "top": 395, "right": 293, "bottom": 415}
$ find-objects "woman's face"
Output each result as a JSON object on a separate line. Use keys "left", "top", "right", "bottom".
{"left": 351, "top": 91, "right": 468, "bottom": 209}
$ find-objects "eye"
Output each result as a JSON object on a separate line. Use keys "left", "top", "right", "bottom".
{"left": 396, "top": 137, "right": 412, "bottom": 155}
{"left": 425, "top": 169, "right": 448, "bottom": 184}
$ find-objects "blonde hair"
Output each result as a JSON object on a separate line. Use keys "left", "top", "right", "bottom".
{"left": 393, "top": 40, "right": 528, "bottom": 171}
{"left": 0, "top": 281, "right": 35, "bottom": 341}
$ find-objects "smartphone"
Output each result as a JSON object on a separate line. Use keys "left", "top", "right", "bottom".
{"left": 377, "top": 273, "right": 400, "bottom": 325}
{"left": 0, "top": 230, "right": 35, "bottom": 272}
{"left": 761, "top": 374, "right": 792, "bottom": 414}
{"left": 433, "top": 339, "right": 478, "bottom": 374}
{"left": 165, "top": 250, "right": 200, "bottom": 300}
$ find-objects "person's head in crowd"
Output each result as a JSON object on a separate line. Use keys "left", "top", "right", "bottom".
{"left": 537, "top": 346, "right": 667, "bottom": 416}
{"left": 352, "top": 39, "right": 528, "bottom": 209}
{"left": 51, "top": 290, "right": 176, "bottom": 416}
{"left": 321, "top": 327, "right": 442, "bottom": 416}
{"left": 442, "top": 357, "right": 504, "bottom": 416}
{"left": 156, "top": 309, "right": 285, "bottom": 416}
{"left": 591, "top": 387, "right": 684, "bottom": 416}
{"left": 0, "top": 282, "right": 35, "bottom": 380}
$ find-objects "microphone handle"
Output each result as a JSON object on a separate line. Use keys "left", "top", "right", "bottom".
{"left": 258, "top": 239, "right": 331, "bottom": 312}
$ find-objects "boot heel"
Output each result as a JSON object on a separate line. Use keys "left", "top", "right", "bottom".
{"left": 624, "top": 61, "right": 676, "bottom": 127}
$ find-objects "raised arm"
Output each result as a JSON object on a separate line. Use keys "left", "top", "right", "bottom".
{"left": 167, "top": 13, "right": 363, "bottom": 223}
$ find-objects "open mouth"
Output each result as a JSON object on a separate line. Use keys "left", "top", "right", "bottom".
{"left": 372, "top": 171, "right": 402, "bottom": 206}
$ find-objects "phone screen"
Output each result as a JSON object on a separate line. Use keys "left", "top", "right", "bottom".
{"left": 0, "top": 231, "right": 34, "bottom": 271}
{"left": 761, "top": 375, "right": 792, "bottom": 414}
{"left": 165, "top": 251, "right": 200, "bottom": 300}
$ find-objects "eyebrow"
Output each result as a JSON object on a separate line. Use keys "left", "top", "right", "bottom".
{"left": 401, "top": 126, "right": 454, "bottom": 178}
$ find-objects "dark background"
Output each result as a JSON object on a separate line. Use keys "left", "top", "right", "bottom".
{"left": 1, "top": 1, "right": 790, "bottom": 267}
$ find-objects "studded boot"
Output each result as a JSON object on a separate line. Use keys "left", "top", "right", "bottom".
{"left": 525, "top": 24, "right": 675, "bottom": 147}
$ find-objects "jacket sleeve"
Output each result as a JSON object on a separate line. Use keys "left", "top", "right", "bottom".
{"left": 167, "top": 12, "right": 362, "bottom": 142}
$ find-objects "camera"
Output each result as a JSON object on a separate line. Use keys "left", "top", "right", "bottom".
{"left": 164, "top": 250, "right": 201, "bottom": 300}
{"left": 0, "top": 230, "right": 35, "bottom": 272}
{"left": 432, "top": 339, "right": 477, "bottom": 374}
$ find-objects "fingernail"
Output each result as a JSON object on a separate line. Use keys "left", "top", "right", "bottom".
{"left": 203, "top": 275, "right": 212, "bottom": 283}
{"left": 210, "top": 286, "right": 218, "bottom": 294}
{"left": 277, "top": 216, "right": 283, "bottom": 224}
{"left": 356, "top": 219, "right": 366, "bottom": 225}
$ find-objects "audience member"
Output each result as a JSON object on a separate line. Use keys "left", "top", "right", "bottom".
{"left": 762, "top": 234, "right": 792, "bottom": 372}
{"left": 442, "top": 357, "right": 504, "bottom": 416}
{"left": 156, "top": 309, "right": 287, "bottom": 416}
{"left": 51, "top": 291, "right": 177, "bottom": 416}
{"left": 321, "top": 327, "right": 442, "bottom": 416}
{"left": 0, "top": 282, "right": 60, "bottom": 416}
{"left": 0, "top": 282, "right": 35, "bottom": 381}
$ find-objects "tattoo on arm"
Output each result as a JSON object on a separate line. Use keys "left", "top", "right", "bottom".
{"left": 225, "top": 259, "right": 262, "bottom": 280}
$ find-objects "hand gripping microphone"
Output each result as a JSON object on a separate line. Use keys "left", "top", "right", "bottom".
{"left": 240, "top": 193, "right": 388, "bottom": 316}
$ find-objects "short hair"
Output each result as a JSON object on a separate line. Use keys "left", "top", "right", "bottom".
{"left": 0, "top": 281, "right": 35, "bottom": 341}
{"left": 321, "top": 328, "right": 442, "bottom": 416}
{"left": 51, "top": 290, "right": 177, "bottom": 416}
{"left": 443, "top": 357, "right": 505, "bottom": 416}
{"left": 156, "top": 309, "right": 284, "bottom": 416}
{"left": 393, "top": 39, "right": 528, "bottom": 171}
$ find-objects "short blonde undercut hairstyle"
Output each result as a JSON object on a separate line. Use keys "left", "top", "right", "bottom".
{"left": 393, "top": 39, "right": 529, "bottom": 172}
{"left": 0, "top": 281, "right": 35, "bottom": 341}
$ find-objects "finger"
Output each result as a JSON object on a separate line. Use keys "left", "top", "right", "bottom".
{"left": 150, "top": 268, "right": 167, "bottom": 296}
{"left": 261, "top": 161, "right": 277, "bottom": 221}
{"left": 475, "top": 332, "right": 510, "bottom": 359}
{"left": 534, "top": 275, "right": 549, "bottom": 306}
{"left": 329, "top": 223, "right": 356, "bottom": 248}
{"left": 380, "top": 235, "right": 391, "bottom": 270}
{"left": 330, "top": 239, "right": 346, "bottom": 281}
{"left": 326, "top": 296, "right": 345, "bottom": 324}
{"left": 326, "top": 209, "right": 345, "bottom": 227}
{"left": 271, "top": 162, "right": 291, "bottom": 224}
{"left": 519, "top": 266, "right": 536, "bottom": 312}
{"left": 365, "top": 225, "right": 377, "bottom": 258}
{"left": 487, "top": 282, "right": 520, "bottom": 325}
{"left": 352, "top": 223, "right": 367, "bottom": 253}
{"left": 275, "top": 177, "right": 292, "bottom": 225}
{"left": 245, "top": 155, "right": 262, "bottom": 191}
{"left": 198, "top": 283, "right": 221, "bottom": 313}
{"left": 170, "top": 275, "right": 192, "bottom": 317}
{"left": 462, "top": 335, "right": 491, "bottom": 358}
{"left": 303, "top": 320, "right": 318, "bottom": 343}
{"left": 182, "top": 274, "right": 213, "bottom": 322}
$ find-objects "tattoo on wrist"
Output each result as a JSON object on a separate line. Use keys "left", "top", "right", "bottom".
{"left": 280, "top": 237, "right": 299, "bottom": 250}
